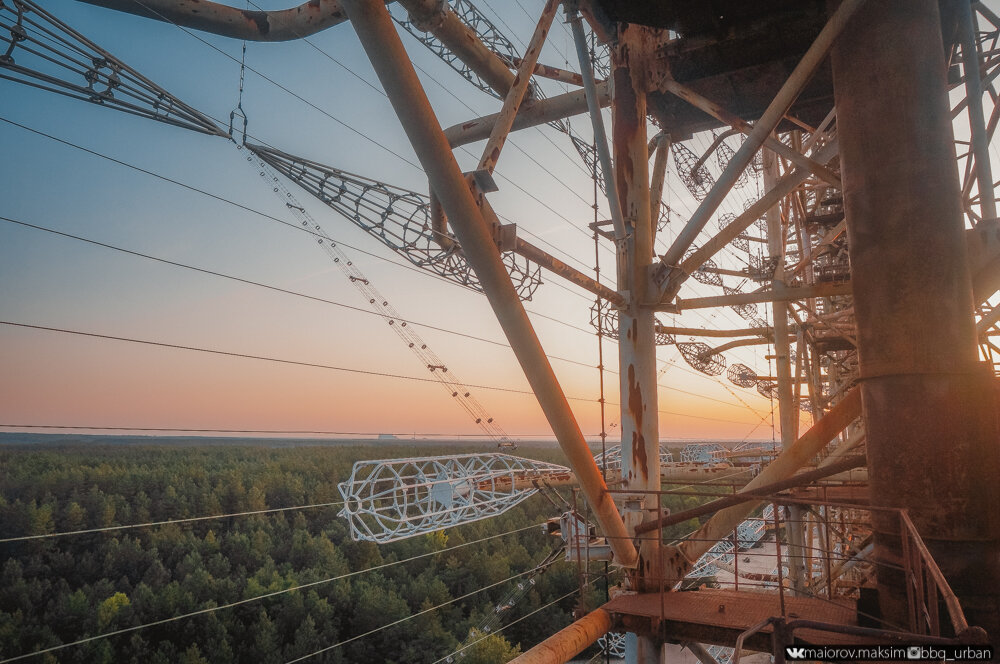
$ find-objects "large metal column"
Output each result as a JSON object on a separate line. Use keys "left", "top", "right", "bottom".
{"left": 340, "top": 0, "right": 638, "bottom": 569}
{"left": 612, "top": 23, "right": 661, "bottom": 664}
{"left": 763, "top": 150, "right": 807, "bottom": 593}
{"left": 831, "top": 0, "right": 1000, "bottom": 633}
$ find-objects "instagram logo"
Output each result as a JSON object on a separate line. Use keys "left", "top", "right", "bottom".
{"left": 907, "top": 646, "right": 922, "bottom": 659}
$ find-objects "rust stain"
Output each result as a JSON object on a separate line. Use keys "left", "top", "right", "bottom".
{"left": 241, "top": 9, "right": 269, "bottom": 34}
{"left": 627, "top": 364, "right": 648, "bottom": 481}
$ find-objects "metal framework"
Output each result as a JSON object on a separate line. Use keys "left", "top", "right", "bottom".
{"left": 7, "top": 0, "right": 1000, "bottom": 661}
{"left": 248, "top": 143, "right": 544, "bottom": 300}
{"left": 0, "top": 0, "right": 226, "bottom": 136}
{"left": 337, "top": 453, "right": 571, "bottom": 543}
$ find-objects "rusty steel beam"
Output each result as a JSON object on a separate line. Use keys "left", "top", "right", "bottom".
{"left": 75, "top": 0, "right": 354, "bottom": 41}
{"left": 649, "top": 132, "right": 670, "bottom": 243}
{"left": 666, "top": 281, "right": 853, "bottom": 312}
{"left": 443, "top": 81, "right": 610, "bottom": 148}
{"left": 764, "top": 148, "right": 807, "bottom": 594}
{"left": 513, "top": 237, "right": 624, "bottom": 306}
{"left": 396, "top": 0, "right": 515, "bottom": 98}
{"left": 658, "top": 139, "right": 840, "bottom": 302}
{"left": 340, "top": 0, "right": 638, "bottom": 569}
{"left": 611, "top": 24, "right": 662, "bottom": 597}
{"left": 831, "top": 0, "right": 1000, "bottom": 634}
{"left": 499, "top": 55, "right": 587, "bottom": 87}
{"left": 569, "top": 7, "right": 625, "bottom": 239}
{"left": 958, "top": 0, "right": 998, "bottom": 221}
{"left": 658, "top": 388, "right": 862, "bottom": 582}
{"left": 653, "top": 325, "right": 771, "bottom": 339}
{"left": 507, "top": 608, "right": 612, "bottom": 664}
{"left": 477, "top": 0, "right": 560, "bottom": 175}
{"left": 657, "top": 0, "right": 866, "bottom": 277}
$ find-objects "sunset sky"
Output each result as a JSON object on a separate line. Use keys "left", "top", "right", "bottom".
{"left": 0, "top": 0, "right": 835, "bottom": 444}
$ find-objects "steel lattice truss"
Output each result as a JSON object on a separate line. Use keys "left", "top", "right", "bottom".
{"left": 0, "top": 0, "right": 226, "bottom": 136}
{"left": 248, "top": 143, "right": 543, "bottom": 300}
{"left": 598, "top": 632, "right": 626, "bottom": 658}
{"left": 688, "top": 504, "right": 776, "bottom": 578}
{"left": 391, "top": 0, "right": 540, "bottom": 102}
{"left": 593, "top": 443, "right": 674, "bottom": 473}
{"left": 338, "top": 453, "right": 570, "bottom": 542}
{"left": 679, "top": 442, "right": 726, "bottom": 464}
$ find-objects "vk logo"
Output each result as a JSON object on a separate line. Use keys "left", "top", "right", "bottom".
{"left": 785, "top": 647, "right": 808, "bottom": 660}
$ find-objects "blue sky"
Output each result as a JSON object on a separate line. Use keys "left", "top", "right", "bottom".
{"left": 0, "top": 0, "right": 868, "bottom": 442}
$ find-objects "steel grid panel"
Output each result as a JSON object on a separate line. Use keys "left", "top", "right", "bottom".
{"left": 248, "top": 144, "right": 543, "bottom": 301}
{"left": 673, "top": 142, "right": 715, "bottom": 201}
{"left": 714, "top": 137, "right": 752, "bottom": 189}
{"left": 726, "top": 362, "right": 758, "bottom": 388}
{"left": 592, "top": 443, "right": 674, "bottom": 473}
{"left": 677, "top": 341, "right": 727, "bottom": 376}
{"left": 338, "top": 453, "right": 569, "bottom": 542}
{"left": 679, "top": 443, "right": 726, "bottom": 463}
{"left": 0, "top": 0, "right": 226, "bottom": 136}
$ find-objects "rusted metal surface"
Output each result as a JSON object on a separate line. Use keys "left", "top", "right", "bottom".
{"left": 477, "top": 0, "right": 559, "bottom": 175}
{"left": 513, "top": 237, "right": 624, "bottom": 306}
{"left": 569, "top": 7, "right": 625, "bottom": 239}
{"left": 340, "top": 0, "right": 638, "bottom": 569}
{"left": 831, "top": 0, "right": 1000, "bottom": 635}
{"left": 76, "top": 0, "right": 354, "bottom": 41}
{"left": 396, "top": 0, "right": 515, "bottom": 98}
{"left": 656, "top": 0, "right": 865, "bottom": 277}
{"left": 499, "top": 56, "right": 588, "bottom": 87}
{"left": 611, "top": 24, "right": 662, "bottom": 594}
{"left": 606, "top": 589, "right": 857, "bottom": 651}
{"left": 667, "top": 281, "right": 852, "bottom": 311}
{"left": 443, "top": 80, "right": 611, "bottom": 148}
{"left": 507, "top": 607, "right": 612, "bottom": 664}
{"left": 648, "top": 132, "right": 670, "bottom": 241}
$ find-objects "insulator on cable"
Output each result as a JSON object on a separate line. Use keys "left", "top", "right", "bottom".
{"left": 727, "top": 363, "right": 758, "bottom": 388}
{"left": 673, "top": 142, "right": 715, "bottom": 201}
{"left": 677, "top": 341, "right": 727, "bottom": 376}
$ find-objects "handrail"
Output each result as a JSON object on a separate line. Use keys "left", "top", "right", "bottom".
{"left": 898, "top": 510, "right": 971, "bottom": 637}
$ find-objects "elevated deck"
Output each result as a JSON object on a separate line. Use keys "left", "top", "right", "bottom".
{"left": 606, "top": 588, "right": 862, "bottom": 651}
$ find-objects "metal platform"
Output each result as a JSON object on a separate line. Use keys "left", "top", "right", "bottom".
{"left": 606, "top": 588, "right": 861, "bottom": 651}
